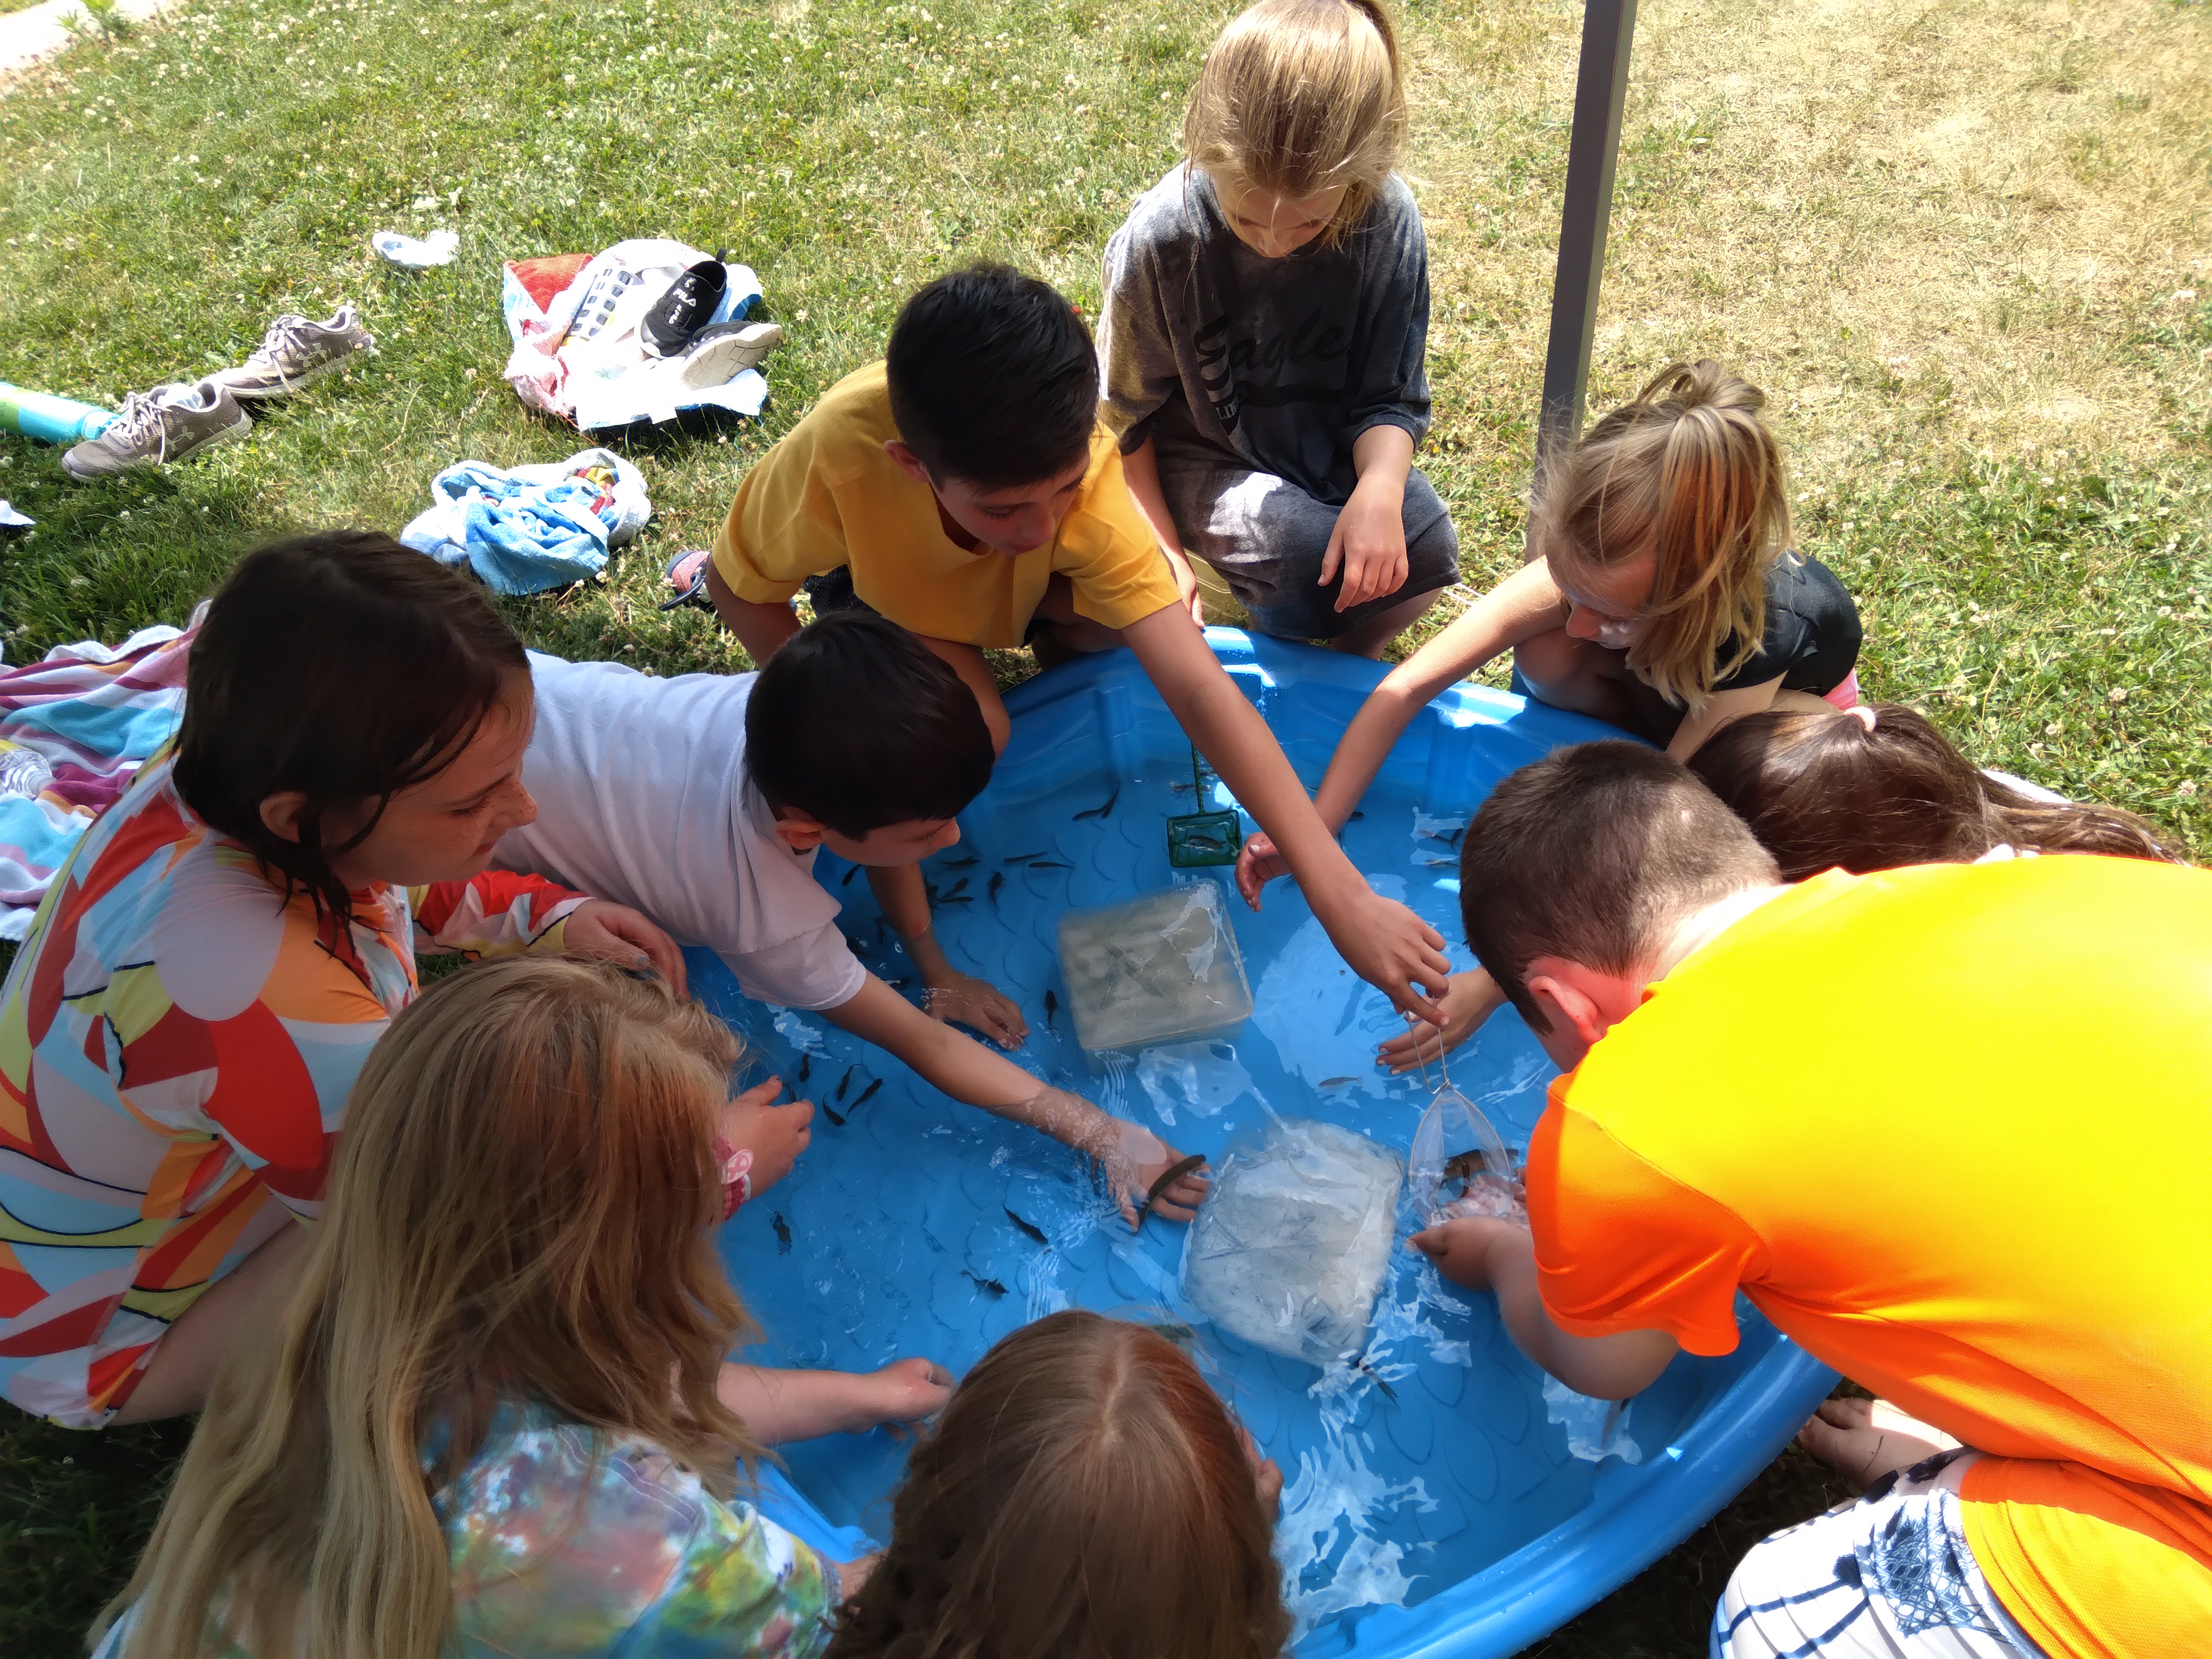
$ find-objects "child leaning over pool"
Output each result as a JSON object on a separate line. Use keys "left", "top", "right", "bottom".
{"left": 93, "top": 957, "right": 949, "bottom": 1659}
{"left": 1241, "top": 361, "right": 1865, "bottom": 909}
{"left": 683, "top": 262, "right": 1454, "bottom": 1027}
{"left": 825, "top": 1310, "right": 1291, "bottom": 1659}
{"left": 495, "top": 613, "right": 1209, "bottom": 1227}
{"left": 1099, "top": 0, "right": 1455, "bottom": 658}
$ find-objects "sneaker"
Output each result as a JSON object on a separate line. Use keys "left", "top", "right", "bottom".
{"left": 677, "top": 320, "right": 784, "bottom": 388}
{"left": 211, "top": 305, "right": 375, "bottom": 401}
{"left": 639, "top": 259, "right": 727, "bottom": 358}
{"left": 61, "top": 380, "right": 253, "bottom": 481}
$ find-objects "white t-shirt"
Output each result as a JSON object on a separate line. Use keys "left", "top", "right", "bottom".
{"left": 496, "top": 653, "right": 867, "bottom": 1012}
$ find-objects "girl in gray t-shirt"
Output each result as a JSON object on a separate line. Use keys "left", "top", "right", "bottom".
{"left": 1099, "top": 0, "right": 1454, "bottom": 657}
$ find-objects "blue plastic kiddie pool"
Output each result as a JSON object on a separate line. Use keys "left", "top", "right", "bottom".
{"left": 703, "top": 630, "right": 1836, "bottom": 1657}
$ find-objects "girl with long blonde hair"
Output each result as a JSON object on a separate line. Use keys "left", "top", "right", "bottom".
{"left": 826, "top": 1310, "right": 1292, "bottom": 1659}
{"left": 94, "top": 957, "right": 948, "bottom": 1659}
{"left": 1237, "top": 362, "right": 1864, "bottom": 1062}
{"left": 1100, "top": 0, "right": 1457, "bottom": 659}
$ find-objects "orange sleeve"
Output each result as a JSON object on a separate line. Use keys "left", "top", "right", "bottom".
{"left": 1527, "top": 1099, "right": 1768, "bottom": 1357}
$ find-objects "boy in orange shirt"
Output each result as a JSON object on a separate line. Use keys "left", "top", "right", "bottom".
{"left": 686, "top": 263, "right": 1450, "bottom": 1023}
{"left": 1412, "top": 742, "right": 2210, "bottom": 1659}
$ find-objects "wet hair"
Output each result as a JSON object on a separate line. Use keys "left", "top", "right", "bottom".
{"left": 1457, "top": 741, "right": 1780, "bottom": 1032}
{"left": 1536, "top": 361, "right": 1792, "bottom": 709}
{"left": 746, "top": 612, "right": 996, "bottom": 838}
{"left": 883, "top": 263, "right": 1099, "bottom": 489}
{"left": 1686, "top": 703, "right": 2181, "bottom": 879}
{"left": 172, "top": 530, "right": 527, "bottom": 924}
{"left": 1183, "top": 0, "right": 1405, "bottom": 245}
{"left": 826, "top": 1310, "right": 1292, "bottom": 1659}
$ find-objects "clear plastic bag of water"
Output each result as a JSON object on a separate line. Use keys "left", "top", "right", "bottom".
{"left": 1180, "top": 1118, "right": 1403, "bottom": 1366}
{"left": 1406, "top": 1084, "right": 1525, "bottom": 1227}
{"left": 1056, "top": 881, "right": 1253, "bottom": 1055}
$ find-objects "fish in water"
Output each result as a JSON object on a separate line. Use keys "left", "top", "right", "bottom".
{"left": 1419, "top": 856, "right": 1456, "bottom": 867}
{"left": 938, "top": 853, "right": 978, "bottom": 868}
{"left": 772, "top": 1212, "right": 792, "bottom": 1254}
{"left": 943, "top": 876, "right": 970, "bottom": 899}
{"left": 840, "top": 864, "right": 860, "bottom": 886}
{"left": 1005, "top": 1207, "right": 1049, "bottom": 1247}
{"left": 1002, "top": 849, "right": 1047, "bottom": 864}
{"left": 822, "top": 1103, "right": 847, "bottom": 1126}
{"left": 835, "top": 1066, "right": 857, "bottom": 1103}
{"left": 937, "top": 895, "right": 973, "bottom": 906}
{"left": 988, "top": 871, "right": 1006, "bottom": 905}
{"left": 1352, "top": 1355, "right": 1399, "bottom": 1404}
{"left": 797, "top": 1053, "right": 811, "bottom": 1084}
{"left": 1043, "top": 990, "right": 1058, "bottom": 1031}
{"left": 963, "top": 1270, "right": 1009, "bottom": 1298}
{"left": 852, "top": 1077, "right": 884, "bottom": 1110}
{"left": 1320, "top": 1076, "right": 1360, "bottom": 1088}
{"left": 1028, "top": 859, "right": 1073, "bottom": 870}
{"left": 1073, "top": 786, "right": 1120, "bottom": 821}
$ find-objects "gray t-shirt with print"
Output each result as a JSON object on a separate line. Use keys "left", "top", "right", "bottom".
{"left": 1099, "top": 164, "right": 1431, "bottom": 508}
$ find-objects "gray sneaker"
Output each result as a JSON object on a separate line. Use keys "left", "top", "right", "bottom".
{"left": 61, "top": 380, "right": 254, "bottom": 481}
{"left": 211, "top": 305, "right": 375, "bottom": 400}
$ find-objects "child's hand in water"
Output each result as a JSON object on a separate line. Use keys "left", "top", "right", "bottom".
{"left": 1377, "top": 969, "right": 1507, "bottom": 1073}
{"left": 720, "top": 1080, "right": 814, "bottom": 1195}
{"left": 919, "top": 968, "right": 1029, "bottom": 1048}
{"left": 1234, "top": 830, "right": 1292, "bottom": 903}
{"left": 1408, "top": 1214, "right": 1527, "bottom": 1292}
{"left": 845, "top": 1358, "right": 956, "bottom": 1434}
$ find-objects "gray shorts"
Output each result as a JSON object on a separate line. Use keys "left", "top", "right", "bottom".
{"left": 1154, "top": 451, "right": 1459, "bottom": 641}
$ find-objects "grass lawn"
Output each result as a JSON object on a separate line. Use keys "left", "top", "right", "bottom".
{"left": 0, "top": 0, "right": 2206, "bottom": 1653}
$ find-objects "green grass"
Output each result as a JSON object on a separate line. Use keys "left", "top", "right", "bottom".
{"left": 0, "top": 0, "right": 2207, "bottom": 1652}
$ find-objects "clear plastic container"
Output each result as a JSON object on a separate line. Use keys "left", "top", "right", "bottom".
{"left": 1054, "top": 880, "right": 1253, "bottom": 1055}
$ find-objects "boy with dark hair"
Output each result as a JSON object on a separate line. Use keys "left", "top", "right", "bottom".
{"left": 692, "top": 262, "right": 1452, "bottom": 1024}
{"left": 495, "top": 615, "right": 1208, "bottom": 1225}
{"left": 1411, "top": 741, "right": 2211, "bottom": 1659}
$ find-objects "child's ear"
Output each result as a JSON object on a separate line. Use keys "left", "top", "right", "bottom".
{"left": 258, "top": 791, "right": 310, "bottom": 845}
{"left": 770, "top": 814, "right": 827, "bottom": 853}
{"left": 1524, "top": 965, "right": 1616, "bottom": 1051}
{"left": 882, "top": 439, "right": 933, "bottom": 489}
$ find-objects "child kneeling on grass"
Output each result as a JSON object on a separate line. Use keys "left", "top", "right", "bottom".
{"left": 0, "top": 532, "right": 683, "bottom": 1431}
{"left": 496, "top": 613, "right": 1208, "bottom": 1226}
{"left": 826, "top": 1310, "right": 1291, "bottom": 1659}
{"left": 1239, "top": 361, "right": 1864, "bottom": 902}
{"left": 1101, "top": 0, "right": 1455, "bottom": 658}
{"left": 94, "top": 957, "right": 948, "bottom": 1659}
{"left": 691, "top": 262, "right": 1452, "bottom": 1026}
{"left": 1409, "top": 742, "right": 2211, "bottom": 1659}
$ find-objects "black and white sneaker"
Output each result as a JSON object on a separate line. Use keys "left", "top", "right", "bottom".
{"left": 639, "top": 258, "right": 727, "bottom": 358}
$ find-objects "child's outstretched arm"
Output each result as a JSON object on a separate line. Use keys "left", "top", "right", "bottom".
{"left": 865, "top": 864, "right": 1027, "bottom": 1047}
{"left": 1122, "top": 606, "right": 1451, "bottom": 1024}
{"left": 1237, "top": 560, "right": 1566, "bottom": 895}
{"left": 823, "top": 974, "right": 1208, "bottom": 1226}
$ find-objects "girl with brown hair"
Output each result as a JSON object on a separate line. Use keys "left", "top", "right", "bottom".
{"left": 1101, "top": 0, "right": 1460, "bottom": 658}
{"left": 94, "top": 957, "right": 949, "bottom": 1659}
{"left": 827, "top": 1310, "right": 1292, "bottom": 1659}
{"left": 1685, "top": 701, "right": 2180, "bottom": 880}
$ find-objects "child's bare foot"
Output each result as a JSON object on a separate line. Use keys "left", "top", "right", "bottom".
{"left": 1797, "top": 1396, "right": 1963, "bottom": 1488}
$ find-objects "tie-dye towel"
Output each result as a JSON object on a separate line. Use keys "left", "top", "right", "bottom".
{"left": 0, "top": 617, "right": 196, "bottom": 941}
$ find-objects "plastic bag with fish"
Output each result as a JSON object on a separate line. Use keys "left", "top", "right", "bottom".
{"left": 1407, "top": 1084, "right": 1526, "bottom": 1228}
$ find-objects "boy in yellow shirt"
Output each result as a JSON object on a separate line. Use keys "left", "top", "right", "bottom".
{"left": 1412, "top": 742, "right": 2211, "bottom": 1659}
{"left": 696, "top": 263, "right": 1450, "bottom": 1021}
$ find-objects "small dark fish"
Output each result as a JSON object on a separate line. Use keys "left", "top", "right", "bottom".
{"left": 1443, "top": 1148, "right": 1523, "bottom": 1185}
{"left": 943, "top": 876, "right": 970, "bottom": 899}
{"left": 797, "top": 1053, "right": 811, "bottom": 1084}
{"left": 1028, "top": 859, "right": 1073, "bottom": 870}
{"left": 1139, "top": 1153, "right": 1209, "bottom": 1222}
{"left": 1002, "top": 849, "right": 1048, "bottom": 864}
{"left": 835, "top": 1066, "right": 857, "bottom": 1103}
{"left": 840, "top": 863, "right": 860, "bottom": 886}
{"left": 924, "top": 880, "right": 939, "bottom": 904}
{"left": 937, "top": 853, "right": 978, "bottom": 868}
{"left": 937, "top": 895, "right": 973, "bottom": 906}
{"left": 822, "top": 1103, "right": 847, "bottom": 1126}
{"left": 988, "top": 871, "right": 1006, "bottom": 905}
{"left": 772, "top": 1212, "right": 792, "bottom": 1254}
{"left": 1318, "top": 1076, "right": 1357, "bottom": 1088}
{"left": 1348, "top": 811, "right": 1365, "bottom": 822}
{"left": 1004, "top": 1207, "right": 1050, "bottom": 1247}
{"left": 1043, "top": 990, "right": 1058, "bottom": 1030}
{"left": 1419, "top": 857, "right": 1456, "bottom": 867}
{"left": 1352, "top": 1355, "right": 1399, "bottom": 1404}
{"left": 1073, "top": 786, "right": 1120, "bottom": 822}
{"left": 852, "top": 1077, "right": 884, "bottom": 1110}
{"left": 963, "top": 1270, "right": 1009, "bottom": 1298}
{"left": 1448, "top": 827, "right": 1467, "bottom": 849}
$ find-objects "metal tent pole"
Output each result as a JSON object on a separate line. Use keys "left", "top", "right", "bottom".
{"left": 1536, "top": 0, "right": 1638, "bottom": 459}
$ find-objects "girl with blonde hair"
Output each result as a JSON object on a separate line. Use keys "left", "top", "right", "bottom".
{"left": 1100, "top": 0, "right": 1457, "bottom": 658}
{"left": 1239, "top": 363, "right": 1863, "bottom": 1060}
{"left": 826, "top": 1310, "right": 1291, "bottom": 1659}
{"left": 94, "top": 957, "right": 949, "bottom": 1659}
